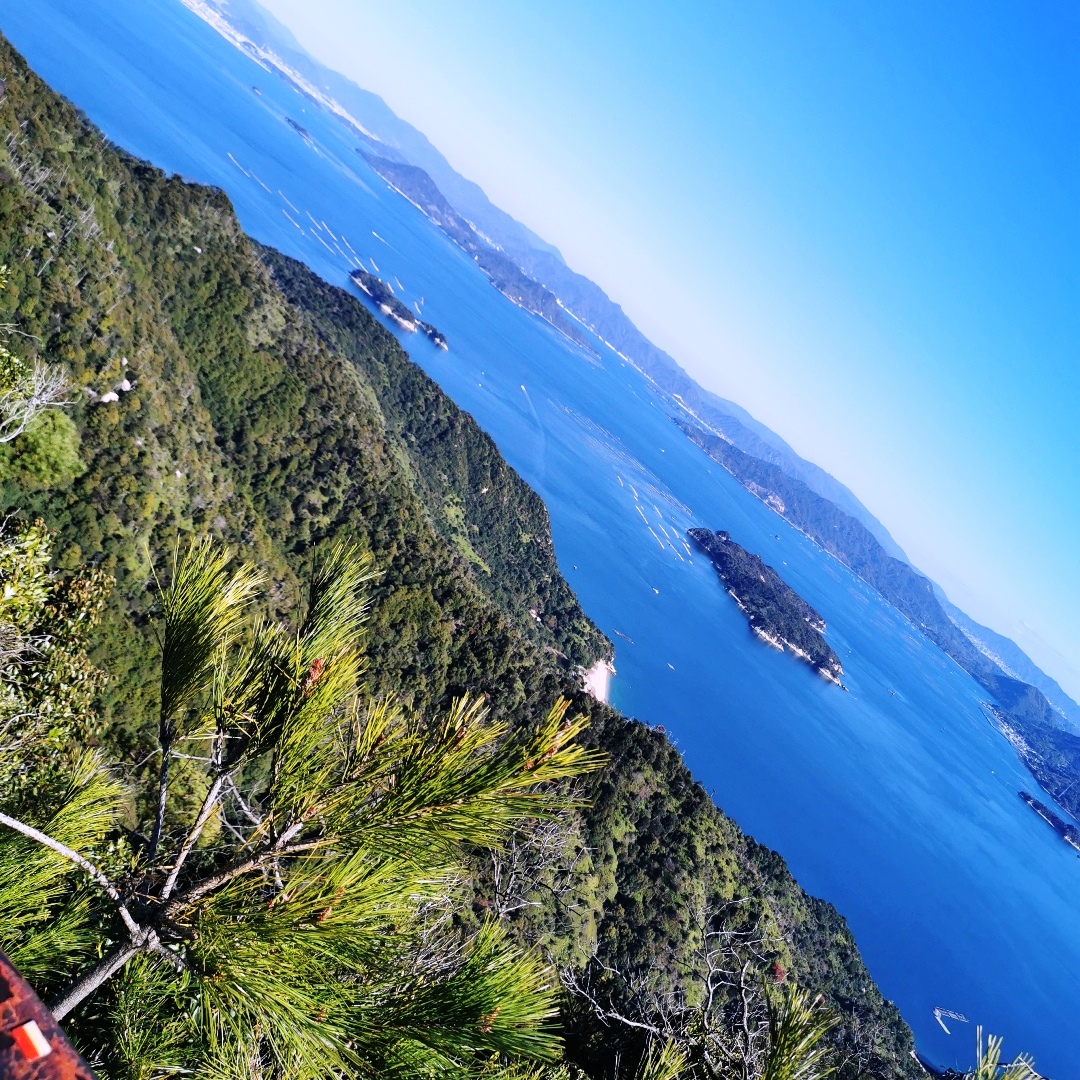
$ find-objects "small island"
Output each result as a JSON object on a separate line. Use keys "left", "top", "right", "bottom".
{"left": 688, "top": 528, "right": 844, "bottom": 685}
{"left": 1019, "top": 791, "right": 1080, "bottom": 852}
{"left": 348, "top": 268, "right": 448, "bottom": 349}
{"left": 285, "top": 116, "right": 312, "bottom": 142}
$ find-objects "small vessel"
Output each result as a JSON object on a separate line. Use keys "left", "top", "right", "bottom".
{"left": 932, "top": 1007, "right": 968, "bottom": 1034}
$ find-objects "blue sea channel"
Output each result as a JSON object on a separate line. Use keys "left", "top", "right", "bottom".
{"left": 3, "top": 0, "right": 1079, "bottom": 1072}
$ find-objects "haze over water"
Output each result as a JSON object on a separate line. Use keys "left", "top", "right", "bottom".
{"left": 4, "top": 1, "right": 1079, "bottom": 1072}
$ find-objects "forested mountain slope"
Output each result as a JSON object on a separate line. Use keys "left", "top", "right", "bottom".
{"left": 182, "top": 0, "right": 912, "bottom": 561}
{"left": 0, "top": 35, "right": 608, "bottom": 726}
{"left": 0, "top": 36, "right": 918, "bottom": 1077}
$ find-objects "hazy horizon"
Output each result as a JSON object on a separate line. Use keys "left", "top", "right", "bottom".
{"left": 243, "top": 0, "right": 1080, "bottom": 699}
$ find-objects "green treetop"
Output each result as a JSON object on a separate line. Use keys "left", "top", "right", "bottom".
{"left": 0, "top": 534, "right": 604, "bottom": 1078}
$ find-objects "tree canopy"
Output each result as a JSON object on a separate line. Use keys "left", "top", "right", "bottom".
{"left": 0, "top": 533, "right": 606, "bottom": 1078}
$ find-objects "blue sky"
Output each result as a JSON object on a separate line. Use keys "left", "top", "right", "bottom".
{"left": 259, "top": 0, "right": 1080, "bottom": 695}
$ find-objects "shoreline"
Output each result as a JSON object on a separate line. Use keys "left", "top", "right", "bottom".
{"left": 583, "top": 659, "right": 615, "bottom": 704}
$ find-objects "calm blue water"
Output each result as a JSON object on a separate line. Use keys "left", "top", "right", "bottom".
{"left": 3, "top": 1, "right": 1079, "bottom": 1072}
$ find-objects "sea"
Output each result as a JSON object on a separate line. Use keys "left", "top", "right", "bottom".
{"left": 3, "top": 0, "right": 1078, "bottom": 1072}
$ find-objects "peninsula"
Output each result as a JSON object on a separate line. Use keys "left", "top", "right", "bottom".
{"left": 688, "top": 528, "right": 844, "bottom": 685}
{"left": 348, "top": 267, "right": 448, "bottom": 348}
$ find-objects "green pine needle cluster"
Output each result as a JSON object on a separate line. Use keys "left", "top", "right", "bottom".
{"left": 962, "top": 1029, "right": 1037, "bottom": 1080}
{"left": 761, "top": 987, "right": 835, "bottom": 1080}
{"left": 0, "top": 533, "right": 605, "bottom": 1078}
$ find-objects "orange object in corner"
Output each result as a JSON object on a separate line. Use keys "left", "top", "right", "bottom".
{"left": 0, "top": 951, "right": 95, "bottom": 1079}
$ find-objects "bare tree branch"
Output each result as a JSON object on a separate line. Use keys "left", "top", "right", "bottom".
{"left": 48, "top": 941, "right": 141, "bottom": 1020}
{"left": 560, "top": 898, "right": 776, "bottom": 1079}
{"left": 227, "top": 776, "right": 264, "bottom": 826}
{"left": 0, "top": 363, "right": 69, "bottom": 443}
{"left": 489, "top": 812, "right": 586, "bottom": 919}
{"left": 0, "top": 809, "right": 142, "bottom": 942}
{"left": 147, "top": 749, "right": 170, "bottom": 860}
{"left": 160, "top": 772, "right": 226, "bottom": 901}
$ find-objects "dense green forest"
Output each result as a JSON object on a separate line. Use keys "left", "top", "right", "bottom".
{"left": 0, "top": 35, "right": 935, "bottom": 1078}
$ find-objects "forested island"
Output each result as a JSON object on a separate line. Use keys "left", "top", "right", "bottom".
{"left": 1018, "top": 791, "right": 1080, "bottom": 852}
{"left": 689, "top": 528, "right": 844, "bottom": 685}
{"left": 0, "top": 33, "right": 939, "bottom": 1078}
{"left": 348, "top": 266, "right": 447, "bottom": 347}
{"left": 358, "top": 150, "right": 597, "bottom": 353}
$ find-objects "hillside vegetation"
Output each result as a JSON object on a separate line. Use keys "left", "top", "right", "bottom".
{"left": 0, "top": 36, "right": 919, "bottom": 1078}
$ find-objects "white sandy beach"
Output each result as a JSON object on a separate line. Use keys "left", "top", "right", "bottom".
{"left": 582, "top": 659, "right": 615, "bottom": 703}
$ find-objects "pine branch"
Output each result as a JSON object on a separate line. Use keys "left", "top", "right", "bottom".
{"left": 0, "top": 809, "right": 142, "bottom": 941}
{"left": 48, "top": 941, "right": 141, "bottom": 1020}
{"left": 160, "top": 772, "right": 226, "bottom": 901}
{"left": 149, "top": 539, "right": 263, "bottom": 858}
{"left": 147, "top": 750, "right": 170, "bottom": 860}
{"left": 162, "top": 820, "right": 315, "bottom": 916}
{"left": 48, "top": 935, "right": 185, "bottom": 1021}
{"left": 0, "top": 811, "right": 189, "bottom": 1020}
{"left": 2, "top": 532, "right": 593, "bottom": 1064}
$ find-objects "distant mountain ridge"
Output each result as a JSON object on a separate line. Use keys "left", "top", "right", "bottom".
{"left": 181, "top": 0, "right": 1080, "bottom": 790}
{"left": 941, "top": 597, "right": 1080, "bottom": 733}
